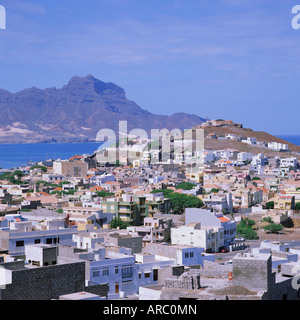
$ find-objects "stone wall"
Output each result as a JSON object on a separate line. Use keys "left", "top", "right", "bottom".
{"left": 164, "top": 271, "right": 201, "bottom": 290}
{"left": 232, "top": 254, "right": 273, "bottom": 290}
{"left": 1, "top": 261, "right": 86, "bottom": 300}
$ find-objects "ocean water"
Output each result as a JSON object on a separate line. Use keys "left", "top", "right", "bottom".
{"left": 276, "top": 135, "right": 300, "bottom": 146}
{"left": 0, "top": 142, "right": 102, "bottom": 169}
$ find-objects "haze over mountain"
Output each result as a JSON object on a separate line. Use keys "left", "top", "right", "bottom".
{"left": 0, "top": 75, "right": 207, "bottom": 143}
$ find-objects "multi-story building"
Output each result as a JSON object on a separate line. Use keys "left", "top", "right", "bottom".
{"left": 53, "top": 160, "right": 88, "bottom": 178}
{"left": 268, "top": 195, "right": 295, "bottom": 211}
{"left": 237, "top": 152, "right": 253, "bottom": 162}
{"left": 0, "top": 223, "right": 76, "bottom": 256}
{"left": 268, "top": 142, "right": 289, "bottom": 151}
{"left": 58, "top": 245, "right": 136, "bottom": 299}
{"left": 127, "top": 216, "right": 172, "bottom": 247}
{"left": 280, "top": 157, "right": 298, "bottom": 170}
{"left": 101, "top": 193, "right": 170, "bottom": 226}
{"left": 199, "top": 192, "right": 233, "bottom": 213}
{"left": 171, "top": 222, "right": 224, "bottom": 253}
{"left": 185, "top": 208, "right": 236, "bottom": 248}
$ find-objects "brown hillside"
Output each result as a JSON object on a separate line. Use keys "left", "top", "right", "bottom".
{"left": 193, "top": 123, "right": 300, "bottom": 155}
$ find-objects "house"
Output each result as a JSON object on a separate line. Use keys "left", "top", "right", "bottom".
{"left": 53, "top": 160, "right": 88, "bottom": 178}
{"left": 0, "top": 252, "right": 109, "bottom": 300}
{"left": 268, "top": 142, "right": 289, "bottom": 151}
{"left": 0, "top": 224, "right": 76, "bottom": 256}
{"left": 101, "top": 193, "right": 170, "bottom": 226}
{"left": 102, "top": 181, "right": 121, "bottom": 193}
{"left": 142, "top": 242, "right": 215, "bottom": 266}
{"left": 134, "top": 253, "right": 176, "bottom": 292}
{"left": 73, "top": 231, "right": 107, "bottom": 250}
{"left": 185, "top": 208, "right": 236, "bottom": 248}
{"left": 280, "top": 157, "right": 298, "bottom": 170}
{"left": 207, "top": 133, "right": 218, "bottom": 139}
{"left": 155, "top": 251, "right": 300, "bottom": 300}
{"left": 127, "top": 216, "right": 172, "bottom": 247}
{"left": 216, "top": 159, "right": 234, "bottom": 168}
{"left": 171, "top": 222, "right": 224, "bottom": 253}
{"left": 104, "top": 232, "right": 143, "bottom": 253}
{"left": 241, "top": 137, "right": 257, "bottom": 145}
{"left": 199, "top": 192, "right": 233, "bottom": 213}
{"left": 268, "top": 195, "right": 295, "bottom": 211}
{"left": 237, "top": 152, "right": 253, "bottom": 162}
{"left": 57, "top": 245, "right": 136, "bottom": 299}
{"left": 226, "top": 134, "right": 241, "bottom": 141}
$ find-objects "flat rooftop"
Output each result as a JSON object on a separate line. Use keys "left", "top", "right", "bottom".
{"left": 233, "top": 252, "right": 271, "bottom": 261}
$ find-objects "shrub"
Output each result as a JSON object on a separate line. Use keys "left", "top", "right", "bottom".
{"left": 263, "top": 223, "right": 283, "bottom": 233}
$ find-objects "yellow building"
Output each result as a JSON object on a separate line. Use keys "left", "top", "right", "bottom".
{"left": 269, "top": 195, "right": 295, "bottom": 210}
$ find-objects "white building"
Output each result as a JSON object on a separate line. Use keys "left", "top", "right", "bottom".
{"left": 268, "top": 142, "right": 289, "bottom": 151}
{"left": 226, "top": 134, "right": 241, "bottom": 141}
{"left": 171, "top": 222, "right": 224, "bottom": 253}
{"left": 241, "top": 137, "right": 257, "bottom": 145}
{"left": 237, "top": 152, "right": 253, "bottom": 162}
{"left": 280, "top": 157, "right": 298, "bottom": 169}
{"left": 185, "top": 208, "right": 236, "bottom": 248}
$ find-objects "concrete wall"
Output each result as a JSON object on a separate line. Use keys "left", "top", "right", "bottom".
{"left": 139, "top": 285, "right": 163, "bottom": 300}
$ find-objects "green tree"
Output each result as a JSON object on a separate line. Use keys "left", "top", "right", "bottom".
{"left": 176, "top": 182, "right": 195, "bottom": 190}
{"left": 266, "top": 201, "right": 274, "bottom": 209}
{"left": 58, "top": 181, "right": 71, "bottom": 187}
{"left": 261, "top": 216, "right": 273, "bottom": 223}
{"left": 96, "top": 190, "right": 114, "bottom": 197}
{"left": 295, "top": 203, "right": 300, "bottom": 210}
{"left": 151, "top": 189, "right": 174, "bottom": 197}
{"left": 110, "top": 217, "right": 130, "bottom": 229}
{"left": 30, "top": 165, "right": 47, "bottom": 172}
{"left": 57, "top": 208, "right": 63, "bottom": 213}
{"left": 168, "top": 193, "right": 203, "bottom": 214}
{"left": 252, "top": 177, "right": 261, "bottom": 181}
{"left": 209, "top": 188, "right": 220, "bottom": 194}
{"left": 237, "top": 218, "right": 258, "bottom": 240}
{"left": 13, "top": 170, "right": 24, "bottom": 177}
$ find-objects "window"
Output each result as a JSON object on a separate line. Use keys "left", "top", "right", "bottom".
{"left": 16, "top": 240, "right": 24, "bottom": 247}
{"left": 102, "top": 268, "right": 109, "bottom": 276}
{"left": 92, "top": 269, "right": 100, "bottom": 277}
{"left": 34, "top": 239, "right": 40, "bottom": 244}
{"left": 144, "top": 272, "right": 151, "bottom": 278}
{"left": 115, "top": 266, "right": 119, "bottom": 274}
{"left": 46, "top": 238, "right": 52, "bottom": 244}
{"left": 190, "top": 252, "right": 194, "bottom": 258}
{"left": 185, "top": 253, "right": 189, "bottom": 258}
{"left": 53, "top": 237, "right": 59, "bottom": 244}
{"left": 153, "top": 269, "right": 158, "bottom": 281}
{"left": 121, "top": 265, "right": 133, "bottom": 279}
{"left": 138, "top": 273, "right": 142, "bottom": 279}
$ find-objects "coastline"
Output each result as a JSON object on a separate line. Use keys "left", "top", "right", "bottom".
{"left": 0, "top": 142, "right": 102, "bottom": 170}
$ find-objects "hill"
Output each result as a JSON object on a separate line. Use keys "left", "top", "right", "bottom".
{"left": 193, "top": 121, "right": 300, "bottom": 156}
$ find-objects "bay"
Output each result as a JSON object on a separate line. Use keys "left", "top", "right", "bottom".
{"left": 276, "top": 135, "right": 300, "bottom": 146}
{"left": 0, "top": 142, "right": 102, "bottom": 169}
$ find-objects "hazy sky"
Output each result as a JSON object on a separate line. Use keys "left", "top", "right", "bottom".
{"left": 0, "top": 0, "right": 299, "bottom": 135}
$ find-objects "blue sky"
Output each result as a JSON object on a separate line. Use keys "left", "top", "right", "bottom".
{"left": 0, "top": 0, "right": 299, "bottom": 135}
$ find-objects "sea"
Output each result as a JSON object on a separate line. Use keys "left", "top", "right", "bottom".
{"left": 0, "top": 142, "right": 103, "bottom": 170}
{"left": 276, "top": 135, "right": 300, "bottom": 147}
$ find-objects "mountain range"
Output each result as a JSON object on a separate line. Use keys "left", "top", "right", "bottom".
{"left": 0, "top": 75, "right": 207, "bottom": 143}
